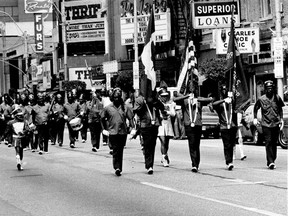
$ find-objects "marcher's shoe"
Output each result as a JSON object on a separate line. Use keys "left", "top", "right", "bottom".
{"left": 147, "top": 167, "right": 153, "bottom": 175}
{"left": 191, "top": 167, "right": 198, "bottom": 173}
{"left": 164, "top": 155, "right": 170, "bottom": 164}
{"left": 82, "top": 140, "right": 86, "bottom": 143}
{"left": 17, "top": 163, "right": 23, "bottom": 171}
{"left": 103, "top": 142, "right": 107, "bottom": 146}
{"left": 161, "top": 155, "right": 169, "bottom": 167}
{"left": 51, "top": 142, "right": 56, "bottom": 145}
{"left": 109, "top": 150, "right": 113, "bottom": 155}
{"left": 31, "top": 149, "right": 36, "bottom": 153}
{"left": 92, "top": 147, "right": 97, "bottom": 152}
{"left": 58, "top": 143, "right": 62, "bottom": 147}
{"left": 70, "top": 143, "right": 75, "bottom": 148}
{"left": 115, "top": 168, "right": 121, "bottom": 176}
{"left": 227, "top": 163, "right": 234, "bottom": 171}
{"left": 268, "top": 163, "right": 275, "bottom": 170}
{"left": 7, "top": 143, "right": 12, "bottom": 147}
{"left": 240, "top": 155, "right": 247, "bottom": 161}
{"left": 39, "top": 150, "right": 43, "bottom": 155}
{"left": 44, "top": 151, "right": 48, "bottom": 154}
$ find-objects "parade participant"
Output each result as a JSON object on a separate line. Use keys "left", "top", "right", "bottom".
{"left": 174, "top": 83, "right": 213, "bottom": 172}
{"left": 234, "top": 112, "right": 247, "bottom": 160}
{"left": 212, "top": 84, "right": 237, "bottom": 170}
{"left": 79, "top": 93, "right": 88, "bottom": 143}
{"left": 50, "top": 93, "right": 65, "bottom": 147}
{"left": 25, "top": 93, "right": 37, "bottom": 152}
{"left": 87, "top": 90, "right": 103, "bottom": 152}
{"left": 100, "top": 89, "right": 111, "bottom": 146}
{"left": 4, "top": 108, "right": 29, "bottom": 170}
{"left": 133, "top": 91, "right": 164, "bottom": 174}
{"left": 100, "top": 88, "right": 135, "bottom": 176}
{"left": 157, "top": 87, "right": 176, "bottom": 167}
{"left": 253, "top": 80, "right": 285, "bottom": 170}
{"left": 32, "top": 91, "right": 50, "bottom": 154}
{"left": 0, "top": 93, "right": 13, "bottom": 146}
{"left": 64, "top": 91, "right": 82, "bottom": 148}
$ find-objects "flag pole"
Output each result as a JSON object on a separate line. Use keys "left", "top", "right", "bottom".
{"left": 133, "top": 0, "right": 139, "bottom": 92}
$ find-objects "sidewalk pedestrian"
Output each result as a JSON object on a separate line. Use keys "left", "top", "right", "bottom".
{"left": 253, "top": 80, "right": 285, "bottom": 170}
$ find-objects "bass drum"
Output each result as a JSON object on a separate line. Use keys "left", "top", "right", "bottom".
{"left": 69, "top": 117, "right": 83, "bottom": 131}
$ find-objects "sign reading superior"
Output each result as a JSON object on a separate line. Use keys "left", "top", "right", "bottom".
{"left": 192, "top": 0, "right": 240, "bottom": 29}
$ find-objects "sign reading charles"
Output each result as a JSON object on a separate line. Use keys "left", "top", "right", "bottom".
{"left": 192, "top": 0, "right": 240, "bottom": 29}
{"left": 24, "top": 0, "right": 53, "bottom": 14}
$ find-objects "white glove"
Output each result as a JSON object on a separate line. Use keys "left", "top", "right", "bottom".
{"left": 224, "top": 97, "right": 232, "bottom": 104}
{"left": 189, "top": 93, "right": 194, "bottom": 100}
{"left": 130, "top": 128, "right": 137, "bottom": 136}
{"left": 102, "top": 129, "right": 109, "bottom": 136}
{"left": 80, "top": 111, "right": 84, "bottom": 116}
{"left": 280, "top": 119, "right": 284, "bottom": 131}
{"left": 253, "top": 118, "right": 258, "bottom": 126}
{"left": 193, "top": 98, "right": 198, "bottom": 105}
{"left": 64, "top": 115, "right": 68, "bottom": 120}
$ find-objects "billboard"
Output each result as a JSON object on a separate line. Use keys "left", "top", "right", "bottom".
{"left": 120, "top": 11, "right": 171, "bottom": 45}
{"left": 192, "top": 1, "right": 240, "bottom": 29}
{"left": 214, "top": 28, "right": 260, "bottom": 54}
{"left": 63, "top": 0, "right": 106, "bottom": 43}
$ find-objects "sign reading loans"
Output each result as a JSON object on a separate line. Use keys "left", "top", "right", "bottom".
{"left": 192, "top": 1, "right": 240, "bottom": 29}
{"left": 63, "top": 0, "right": 106, "bottom": 43}
{"left": 120, "top": 11, "right": 171, "bottom": 45}
{"left": 214, "top": 28, "right": 260, "bottom": 54}
{"left": 25, "top": 0, "right": 52, "bottom": 14}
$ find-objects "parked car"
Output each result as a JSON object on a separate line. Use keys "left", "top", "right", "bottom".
{"left": 242, "top": 103, "right": 288, "bottom": 149}
{"left": 201, "top": 105, "right": 220, "bottom": 138}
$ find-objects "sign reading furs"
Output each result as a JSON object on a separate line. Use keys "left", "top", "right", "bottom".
{"left": 192, "top": 1, "right": 240, "bottom": 29}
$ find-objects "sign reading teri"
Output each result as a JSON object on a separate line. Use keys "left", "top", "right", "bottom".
{"left": 63, "top": 0, "right": 106, "bottom": 43}
{"left": 214, "top": 28, "right": 260, "bottom": 54}
{"left": 120, "top": 11, "right": 171, "bottom": 45}
{"left": 192, "top": 1, "right": 240, "bottom": 29}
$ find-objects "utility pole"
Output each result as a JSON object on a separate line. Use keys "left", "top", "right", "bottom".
{"left": 23, "top": 31, "right": 29, "bottom": 86}
{"left": 274, "top": 0, "right": 284, "bottom": 99}
{"left": 133, "top": 0, "right": 139, "bottom": 91}
{"left": 62, "top": 0, "right": 68, "bottom": 81}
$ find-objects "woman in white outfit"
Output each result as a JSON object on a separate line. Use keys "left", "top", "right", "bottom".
{"left": 157, "top": 88, "right": 176, "bottom": 167}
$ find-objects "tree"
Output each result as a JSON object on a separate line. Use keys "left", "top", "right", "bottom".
{"left": 198, "top": 57, "right": 227, "bottom": 82}
{"left": 115, "top": 70, "right": 133, "bottom": 93}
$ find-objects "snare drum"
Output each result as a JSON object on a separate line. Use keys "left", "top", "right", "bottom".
{"left": 69, "top": 117, "right": 83, "bottom": 131}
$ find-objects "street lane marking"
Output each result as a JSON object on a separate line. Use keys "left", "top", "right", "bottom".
{"left": 141, "top": 182, "right": 285, "bottom": 216}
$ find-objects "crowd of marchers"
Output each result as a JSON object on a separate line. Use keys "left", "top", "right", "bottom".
{"left": 0, "top": 80, "right": 284, "bottom": 176}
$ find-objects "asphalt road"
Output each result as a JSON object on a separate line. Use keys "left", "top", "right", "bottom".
{"left": 0, "top": 131, "right": 287, "bottom": 216}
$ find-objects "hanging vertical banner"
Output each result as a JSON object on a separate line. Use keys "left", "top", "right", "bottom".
{"left": 34, "top": 13, "right": 44, "bottom": 52}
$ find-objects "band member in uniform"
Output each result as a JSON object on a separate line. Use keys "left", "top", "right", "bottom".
{"left": 100, "top": 88, "right": 135, "bottom": 176}
{"left": 157, "top": 87, "right": 176, "bottom": 167}
{"left": 212, "top": 84, "right": 237, "bottom": 170}
{"left": 79, "top": 93, "right": 88, "bottom": 143}
{"left": 133, "top": 91, "right": 164, "bottom": 174}
{"left": 32, "top": 92, "right": 50, "bottom": 155}
{"left": 50, "top": 93, "right": 65, "bottom": 147}
{"left": 0, "top": 94, "right": 13, "bottom": 146}
{"left": 174, "top": 83, "right": 213, "bottom": 172}
{"left": 253, "top": 80, "right": 285, "bottom": 169}
{"left": 4, "top": 108, "right": 29, "bottom": 170}
{"left": 26, "top": 93, "right": 37, "bottom": 152}
{"left": 87, "top": 90, "right": 103, "bottom": 152}
{"left": 64, "top": 91, "right": 82, "bottom": 148}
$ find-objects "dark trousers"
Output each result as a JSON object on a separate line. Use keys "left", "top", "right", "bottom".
{"left": 262, "top": 126, "right": 279, "bottom": 166}
{"left": 67, "top": 122, "right": 77, "bottom": 144}
{"left": 50, "top": 119, "right": 65, "bottom": 145}
{"left": 80, "top": 118, "right": 88, "bottom": 141}
{"left": 88, "top": 121, "right": 102, "bottom": 149}
{"left": 109, "top": 134, "right": 127, "bottom": 171}
{"left": 140, "top": 126, "right": 159, "bottom": 170}
{"left": 37, "top": 124, "right": 49, "bottom": 152}
{"left": 185, "top": 125, "right": 202, "bottom": 168}
{"left": 220, "top": 128, "right": 237, "bottom": 165}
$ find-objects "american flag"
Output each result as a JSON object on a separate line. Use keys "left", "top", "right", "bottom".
{"left": 177, "top": 38, "right": 198, "bottom": 94}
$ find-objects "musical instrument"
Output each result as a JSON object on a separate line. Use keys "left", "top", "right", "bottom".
{"left": 69, "top": 117, "right": 83, "bottom": 131}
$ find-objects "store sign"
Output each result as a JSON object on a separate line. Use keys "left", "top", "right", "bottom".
{"left": 34, "top": 14, "right": 44, "bottom": 52}
{"left": 63, "top": 0, "right": 105, "bottom": 43}
{"left": 192, "top": 1, "right": 240, "bottom": 29}
{"left": 273, "top": 37, "right": 284, "bottom": 78}
{"left": 120, "top": 11, "right": 171, "bottom": 45}
{"left": 69, "top": 67, "right": 104, "bottom": 90}
{"left": 25, "top": 0, "right": 52, "bottom": 14}
{"left": 214, "top": 28, "right": 260, "bottom": 54}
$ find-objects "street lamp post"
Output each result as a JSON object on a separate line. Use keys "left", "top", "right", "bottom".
{"left": 0, "top": 21, "right": 7, "bottom": 93}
